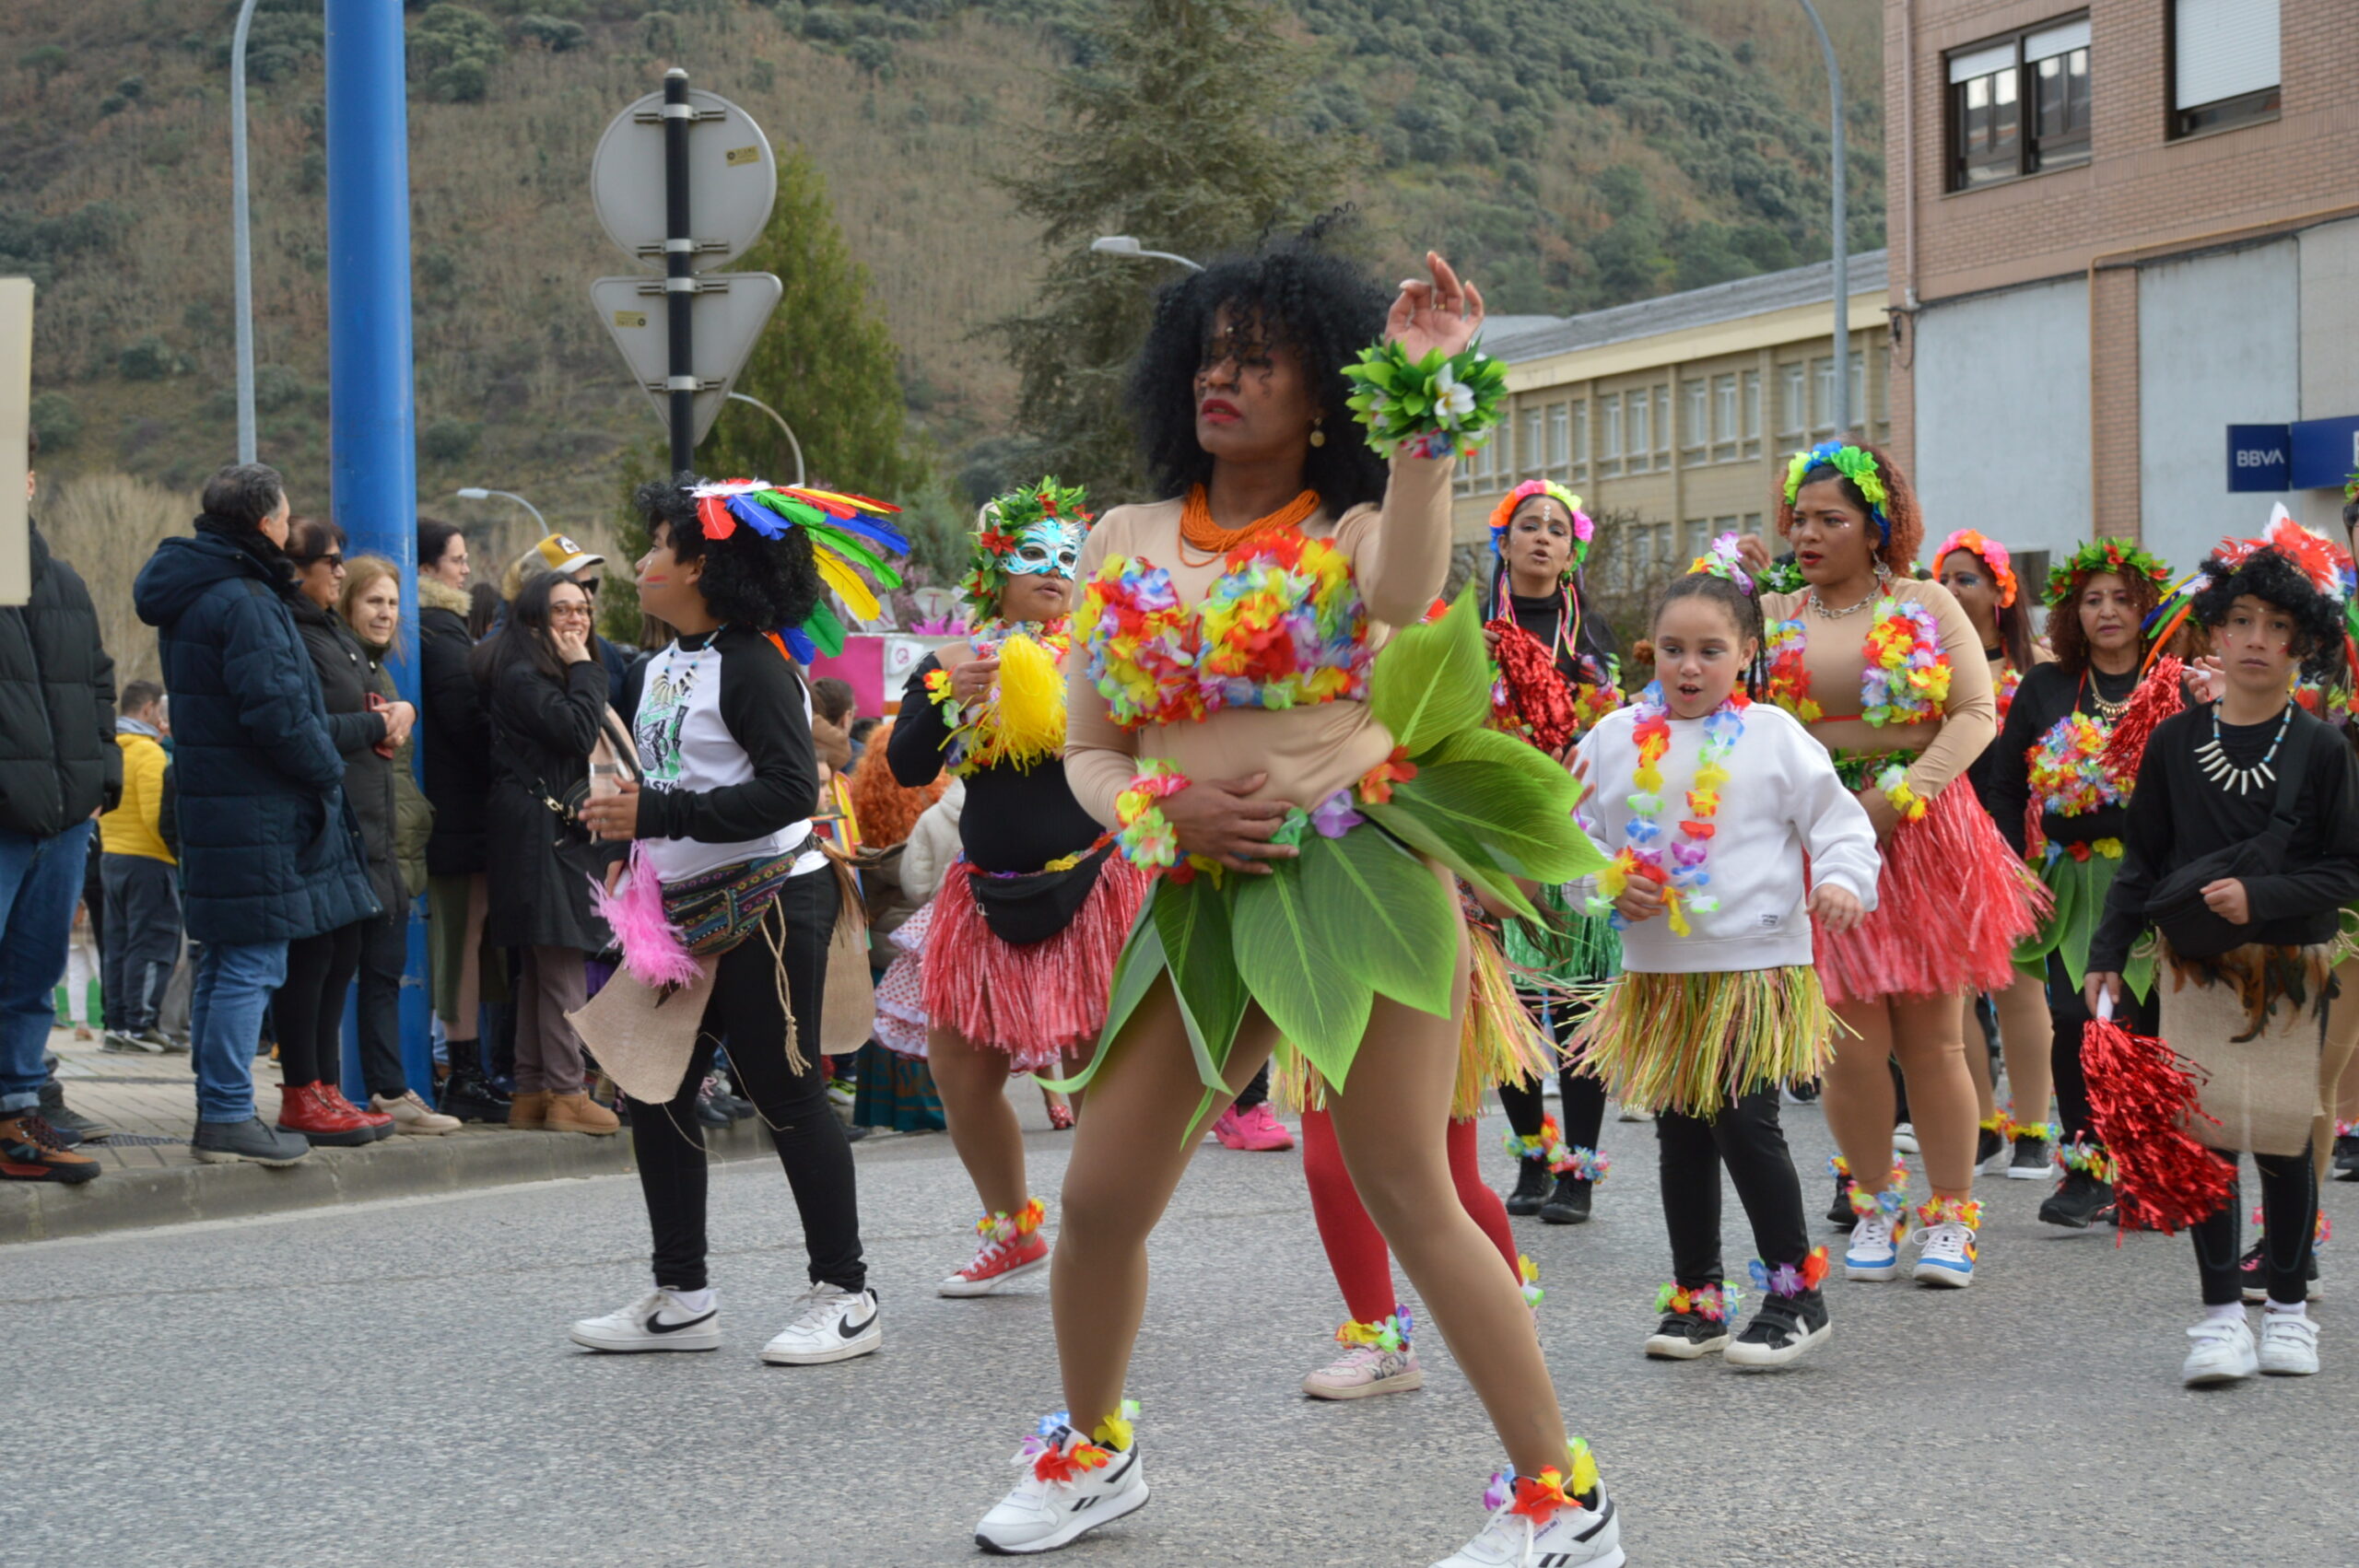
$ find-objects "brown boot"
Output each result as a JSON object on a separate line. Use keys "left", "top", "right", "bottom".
{"left": 508, "top": 1090, "right": 551, "bottom": 1130}
{"left": 545, "top": 1091, "right": 620, "bottom": 1136}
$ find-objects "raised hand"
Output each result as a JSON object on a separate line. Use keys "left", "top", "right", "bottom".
{"left": 1384, "top": 251, "right": 1485, "bottom": 361}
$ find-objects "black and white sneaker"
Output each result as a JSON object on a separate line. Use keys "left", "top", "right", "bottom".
{"left": 569, "top": 1288, "right": 721, "bottom": 1352}
{"left": 976, "top": 1422, "right": 1148, "bottom": 1554}
{"left": 2037, "top": 1169, "right": 2114, "bottom": 1229}
{"left": 1725, "top": 1291, "right": 1831, "bottom": 1369}
{"left": 2333, "top": 1131, "right": 2359, "bottom": 1180}
{"left": 760, "top": 1282, "right": 881, "bottom": 1364}
{"left": 2237, "top": 1240, "right": 2324, "bottom": 1305}
{"left": 1641, "top": 1308, "right": 1728, "bottom": 1360}
{"left": 1826, "top": 1169, "right": 1858, "bottom": 1228}
{"left": 2007, "top": 1135, "right": 2053, "bottom": 1180}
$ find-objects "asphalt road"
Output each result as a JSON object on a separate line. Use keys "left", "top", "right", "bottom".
{"left": 6, "top": 1096, "right": 2351, "bottom": 1568}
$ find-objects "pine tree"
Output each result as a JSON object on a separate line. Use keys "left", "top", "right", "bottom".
{"left": 998, "top": 0, "right": 1357, "bottom": 503}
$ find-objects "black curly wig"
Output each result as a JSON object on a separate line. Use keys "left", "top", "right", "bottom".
{"left": 635, "top": 474, "right": 824, "bottom": 632}
{"left": 1127, "top": 239, "right": 1390, "bottom": 520}
{"left": 2189, "top": 544, "right": 2353, "bottom": 686}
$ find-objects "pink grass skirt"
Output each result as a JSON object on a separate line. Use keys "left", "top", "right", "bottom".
{"left": 873, "top": 905, "right": 931, "bottom": 1058}
{"left": 920, "top": 856, "right": 1150, "bottom": 1069}
{"left": 1813, "top": 781, "right": 2047, "bottom": 1006}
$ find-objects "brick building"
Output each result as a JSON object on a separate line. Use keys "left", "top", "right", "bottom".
{"left": 1884, "top": 0, "right": 2359, "bottom": 571}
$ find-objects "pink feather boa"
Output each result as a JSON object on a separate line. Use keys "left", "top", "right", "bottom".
{"left": 591, "top": 844, "right": 705, "bottom": 989}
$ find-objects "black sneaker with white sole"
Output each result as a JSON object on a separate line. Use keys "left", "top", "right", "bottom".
{"left": 2037, "top": 1169, "right": 2114, "bottom": 1229}
{"left": 1504, "top": 1156, "right": 1551, "bottom": 1216}
{"left": 976, "top": 1422, "right": 1148, "bottom": 1554}
{"left": 569, "top": 1288, "right": 722, "bottom": 1352}
{"left": 1826, "top": 1169, "right": 1858, "bottom": 1228}
{"left": 2007, "top": 1135, "right": 2054, "bottom": 1179}
{"left": 1641, "top": 1307, "right": 1729, "bottom": 1360}
{"left": 1725, "top": 1290, "right": 1831, "bottom": 1369}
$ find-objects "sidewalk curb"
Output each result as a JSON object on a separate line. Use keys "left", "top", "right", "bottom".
{"left": 0, "top": 1118, "right": 781, "bottom": 1244}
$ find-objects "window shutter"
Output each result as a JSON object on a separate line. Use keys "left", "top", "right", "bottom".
{"left": 2174, "top": 0, "right": 2279, "bottom": 110}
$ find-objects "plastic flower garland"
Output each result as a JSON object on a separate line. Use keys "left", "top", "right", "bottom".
{"left": 1482, "top": 1440, "right": 1602, "bottom": 1521}
{"left": 1746, "top": 1246, "right": 1831, "bottom": 1299}
{"left": 978, "top": 1196, "right": 1046, "bottom": 1246}
{"left": 1519, "top": 1254, "right": 1545, "bottom": 1311}
{"left": 688, "top": 478, "right": 910, "bottom": 662}
{"left": 960, "top": 476, "right": 1093, "bottom": 622}
{"left": 1486, "top": 479, "right": 1594, "bottom": 574}
{"left": 1917, "top": 1195, "right": 1984, "bottom": 1234}
{"left": 1688, "top": 532, "right": 1755, "bottom": 592}
{"left": 2043, "top": 537, "right": 2174, "bottom": 607}
{"left": 2027, "top": 712, "right": 2129, "bottom": 821}
{"left": 1931, "top": 528, "right": 2019, "bottom": 607}
{"left": 1846, "top": 1162, "right": 1910, "bottom": 1221}
{"left": 1991, "top": 1113, "right": 2062, "bottom": 1147}
{"left": 1335, "top": 1305, "right": 1414, "bottom": 1352}
{"left": 1783, "top": 441, "right": 1891, "bottom": 541}
{"left": 1344, "top": 339, "right": 1509, "bottom": 461}
{"left": 1996, "top": 662, "right": 2022, "bottom": 722}
{"left": 1114, "top": 762, "right": 1190, "bottom": 871}
{"left": 1587, "top": 685, "right": 1746, "bottom": 936}
{"left": 1860, "top": 597, "right": 1952, "bottom": 724}
{"left": 1762, "top": 615, "right": 1821, "bottom": 722}
{"left": 1654, "top": 1281, "right": 1737, "bottom": 1323}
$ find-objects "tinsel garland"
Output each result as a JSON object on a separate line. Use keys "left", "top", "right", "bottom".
{"left": 1485, "top": 615, "right": 1579, "bottom": 754}
{"left": 2099, "top": 654, "right": 2185, "bottom": 780}
{"left": 2083, "top": 1010, "right": 2236, "bottom": 1236}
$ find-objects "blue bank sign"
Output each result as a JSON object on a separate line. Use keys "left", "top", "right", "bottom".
{"left": 2228, "top": 425, "right": 2290, "bottom": 492}
{"left": 2227, "top": 416, "right": 2359, "bottom": 493}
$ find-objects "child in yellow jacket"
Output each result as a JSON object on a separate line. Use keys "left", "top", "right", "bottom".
{"left": 98, "top": 681, "right": 182, "bottom": 1052}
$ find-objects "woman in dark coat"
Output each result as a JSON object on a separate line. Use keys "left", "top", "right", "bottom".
{"left": 273, "top": 518, "right": 405, "bottom": 1147}
{"left": 473, "top": 570, "right": 619, "bottom": 1135}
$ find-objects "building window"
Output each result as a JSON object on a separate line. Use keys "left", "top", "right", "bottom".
{"left": 1741, "top": 369, "right": 1762, "bottom": 457}
{"left": 1848, "top": 352, "right": 1865, "bottom": 437}
{"left": 1778, "top": 363, "right": 1806, "bottom": 441}
{"left": 1742, "top": 511, "right": 1763, "bottom": 534}
{"left": 1872, "top": 346, "right": 1891, "bottom": 428}
{"left": 1655, "top": 387, "right": 1672, "bottom": 464}
{"left": 1520, "top": 407, "right": 1543, "bottom": 478}
{"left": 1682, "top": 380, "right": 1708, "bottom": 466}
{"left": 1946, "top": 16, "right": 2091, "bottom": 192}
{"left": 2170, "top": 0, "right": 2279, "bottom": 138}
{"left": 1570, "top": 401, "right": 1589, "bottom": 481}
{"left": 1712, "top": 375, "right": 1739, "bottom": 462}
{"left": 1627, "top": 391, "right": 1650, "bottom": 474}
{"left": 1811, "top": 358, "right": 1836, "bottom": 436}
{"left": 1601, "top": 393, "right": 1623, "bottom": 478}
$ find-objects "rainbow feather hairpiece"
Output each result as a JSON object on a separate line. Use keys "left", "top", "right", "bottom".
{"left": 689, "top": 478, "right": 910, "bottom": 662}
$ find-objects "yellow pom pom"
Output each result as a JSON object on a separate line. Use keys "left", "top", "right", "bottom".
{"left": 1567, "top": 1438, "right": 1600, "bottom": 1498}
{"left": 991, "top": 630, "right": 1069, "bottom": 770}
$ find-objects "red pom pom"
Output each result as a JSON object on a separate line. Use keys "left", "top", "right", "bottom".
{"left": 2083, "top": 1012, "right": 2236, "bottom": 1237}
{"left": 1486, "top": 617, "right": 1580, "bottom": 754}
{"left": 2100, "top": 654, "right": 2184, "bottom": 782}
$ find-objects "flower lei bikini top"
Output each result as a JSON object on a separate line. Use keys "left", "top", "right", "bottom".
{"left": 1076, "top": 530, "right": 1373, "bottom": 730}
{"left": 1762, "top": 595, "right": 1953, "bottom": 728}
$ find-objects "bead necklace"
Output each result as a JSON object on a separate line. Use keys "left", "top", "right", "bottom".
{"left": 1178, "top": 485, "right": 1320, "bottom": 560}
{"left": 2195, "top": 703, "right": 2294, "bottom": 796}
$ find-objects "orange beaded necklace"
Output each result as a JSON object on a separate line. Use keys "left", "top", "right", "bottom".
{"left": 1179, "top": 484, "right": 1320, "bottom": 559}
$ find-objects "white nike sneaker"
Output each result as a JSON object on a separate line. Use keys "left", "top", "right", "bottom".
{"left": 759, "top": 1283, "right": 881, "bottom": 1365}
{"left": 1430, "top": 1473, "right": 1623, "bottom": 1568}
{"left": 975, "top": 1421, "right": 1149, "bottom": 1554}
{"left": 2257, "top": 1311, "right": 2321, "bottom": 1375}
{"left": 2181, "top": 1315, "right": 2259, "bottom": 1386}
{"left": 568, "top": 1288, "right": 721, "bottom": 1352}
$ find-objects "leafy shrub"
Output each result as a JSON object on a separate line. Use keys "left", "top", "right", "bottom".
{"left": 29, "top": 392, "right": 81, "bottom": 451}
{"left": 420, "top": 418, "right": 483, "bottom": 464}
{"left": 516, "top": 14, "right": 589, "bottom": 51}
{"left": 117, "top": 336, "right": 181, "bottom": 381}
{"left": 411, "top": 5, "right": 504, "bottom": 99}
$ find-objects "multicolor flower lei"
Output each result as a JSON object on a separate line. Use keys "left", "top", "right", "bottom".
{"left": 1020, "top": 1399, "right": 1141, "bottom": 1480}
{"left": 926, "top": 626, "right": 1073, "bottom": 777}
{"left": 2058, "top": 1138, "right": 2117, "bottom": 1182}
{"left": 1343, "top": 339, "right": 1508, "bottom": 462}
{"left": 1763, "top": 615, "right": 1821, "bottom": 722}
{"left": 1917, "top": 1196, "right": 1984, "bottom": 1233}
{"left": 1520, "top": 1254, "right": 1544, "bottom": 1311}
{"left": 1502, "top": 1114, "right": 1610, "bottom": 1181}
{"left": 1843, "top": 1157, "right": 1911, "bottom": 1220}
{"left": 1766, "top": 599, "right": 1953, "bottom": 728}
{"left": 977, "top": 1196, "right": 1046, "bottom": 1246}
{"left": 1747, "top": 1246, "right": 1832, "bottom": 1298}
{"left": 1831, "top": 1153, "right": 1909, "bottom": 1190}
{"left": 1336, "top": 1305, "right": 1414, "bottom": 1352}
{"left": 1114, "top": 762, "right": 1190, "bottom": 872}
{"left": 1481, "top": 1440, "right": 1602, "bottom": 1519}
{"left": 1075, "top": 533, "right": 1372, "bottom": 731}
{"left": 1993, "top": 1115, "right": 2061, "bottom": 1147}
{"left": 2027, "top": 712, "right": 2130, "bottom": 820}
{"left": 1655, "top": 1281, "right": 1739, "bottom": 1322}
{"left": 1996, "top": 663, "right": 2022, "bottom": 723}
{"left": 1872, "top": 762, "right": 1928, "bottom": 823}
{"left": 1587, "top": 685, "right": 1745, "bottom": 935}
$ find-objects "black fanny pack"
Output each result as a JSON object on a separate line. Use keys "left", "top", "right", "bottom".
{"left": 2144, "top": 715, "right": 2313, "bottom": 959}
{"left": 966, "top": 843, "right": 1112, "bottom": 947}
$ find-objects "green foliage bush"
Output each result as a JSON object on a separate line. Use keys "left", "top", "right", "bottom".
{"left": 29, "top": 393, "right": 81, "bottom": 451}
{"left": 411, "top": 5, "right": 505, "bottom": 99}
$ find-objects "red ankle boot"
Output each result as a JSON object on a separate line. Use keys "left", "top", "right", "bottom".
{"left": 317, "top": 1082, "right": 396, "bottom": 1141}
{"left": 276, "top": 1082, "right": 381, "bottom": 1147}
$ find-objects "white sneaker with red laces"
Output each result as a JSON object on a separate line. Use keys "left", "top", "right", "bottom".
{"left": 941, "top": 1230, "right": 1050, "bottom": 1297}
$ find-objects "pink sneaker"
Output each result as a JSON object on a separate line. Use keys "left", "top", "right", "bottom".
{"left": 1214, "top": 1103, "right": 1295, "bottom": 1152}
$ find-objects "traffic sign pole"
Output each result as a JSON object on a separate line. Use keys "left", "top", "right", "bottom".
{"left": 663, "top": 68, "right": 696, "bottom": 475}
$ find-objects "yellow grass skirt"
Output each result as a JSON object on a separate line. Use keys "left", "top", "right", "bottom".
{"left": 1569, "top": 965, "right": 1840, "bottom": 1117}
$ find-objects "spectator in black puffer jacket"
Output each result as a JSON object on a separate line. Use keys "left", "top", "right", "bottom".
{"left": 133, "top": 462, "right": 380, "bottom": 1168}
{"left": 0, "top": 436, "right": 118, "bottom": 1185}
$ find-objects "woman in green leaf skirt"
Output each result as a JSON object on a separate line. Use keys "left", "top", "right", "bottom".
{"left": 969, "top": 242, "right": 1626, "bottom": 1568}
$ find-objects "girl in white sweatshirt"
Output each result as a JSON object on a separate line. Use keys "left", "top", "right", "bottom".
{"left": 1571, "top": 547, "right": 1882, "bottom": 1368}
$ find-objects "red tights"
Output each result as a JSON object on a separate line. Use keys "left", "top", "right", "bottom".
{"left": 1300, "top": 1106, "right": 1520, "bottom": 1325}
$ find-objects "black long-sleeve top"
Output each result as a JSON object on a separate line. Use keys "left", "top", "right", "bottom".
{"left": 888, "top": 650, "right": 1101, "bottom": 875}
{"left": 1507, "top": 588, "right": 1614, "bottom": 694}
{"left": 1988, "top": 661, "right": 2140, "bottom": 857}
{"left": 2088, "top": 702, "right": 2359, "bottom": 974}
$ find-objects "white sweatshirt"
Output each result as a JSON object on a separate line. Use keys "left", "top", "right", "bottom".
{"left": 1573, "top": 700, "right": 1881, "bottom": 974}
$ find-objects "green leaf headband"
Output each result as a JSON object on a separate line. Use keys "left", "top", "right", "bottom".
{"left": 1782, "top": 441, "right": 1889, "bottom": 541}
{"left": 2041, "top": 538, "right": 2174, "bottom": 607}
{"left": 960, "top": 476, "right": 1094, "bottom": 619}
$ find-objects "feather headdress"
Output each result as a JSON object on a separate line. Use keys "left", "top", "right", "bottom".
{"left": 688, "top": 478, "right": 910, "bottom": 662}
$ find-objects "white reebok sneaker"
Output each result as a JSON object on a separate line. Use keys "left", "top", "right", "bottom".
{"left": 568, "top": 1289, "right": 721, "bottom": 1352}
{"left": 2257, "top": 1312, "right": 2321, "bottom": 1376}
{"left": 1430, "top": 1480, "right": 1623, "bottom": 1568}
{"left": 759, "top": 1283, "right": 881, "bottom": 1365}
{"left": 975, "top": 1422, "right": 1148, "bottom": 1554}
{"left": 2182, "top": 1316, "right": 2259, "bottom": 1386}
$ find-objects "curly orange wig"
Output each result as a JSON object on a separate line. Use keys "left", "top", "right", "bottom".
{"left": 846, "top": 720, "right": 944, "bottom": 849}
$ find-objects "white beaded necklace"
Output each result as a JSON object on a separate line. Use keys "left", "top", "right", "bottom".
{"left": 2194, "top": 704, "right": 2293, "bottom": 796}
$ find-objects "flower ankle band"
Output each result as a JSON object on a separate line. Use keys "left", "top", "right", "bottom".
{"left": 977, "top": 1197, "right": 1047, "bottom": 1244}
{"left": 1520, "top": 1254, "right": 1544, "bottom": 1311}
{"left": 1829, "top": 1154, "right": 1907, "bottom": 1186}
{"left": 2059, "top": 1139, "right": 2116, "bottom": 1180}
{"left": 1845, "top": 1163, "right": 1910, "bottom": 1217}
{"left": 1917, "top": 1196, "right": 1983, "bottom": 1230}
{"left": 1504, "top": 1115, "right": 1606, "bottom": 1179}
{"left": 1336, "top": 1307, "right": 1414, "bottom": 1352}
{"left": 1998, "top": 1116, "right": 2062, "bottom": 1144}
{"left": 1747, "top": 1246, "right": 1831, "bottom": 1297}
{"left": 1655, "top": 1281, "right": 1739, "bottom": 1322}
{"left": 1483, "top": 1438, "right": 1602, "bottom": 1518}
{"left": 1114, "top": 762, "right": 1190, "bottom": 872}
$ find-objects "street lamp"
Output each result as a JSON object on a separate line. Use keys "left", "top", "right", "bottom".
{"left": 726, "top": 392, "right": 806, "bottom": 488}
{"left": 1795, "top": 0, "right": 1849, "bottom": 437}
{"left": 230, "top": 0, "right": 262, "bottom": 463}
{"left": 1091, "top": 235, "right": 1205, "bottom": 274}
{"left": 454, "top": 486, "right": 547, "bottom": 533}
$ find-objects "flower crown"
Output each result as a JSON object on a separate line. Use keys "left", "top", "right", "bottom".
{"left": 959, "top": 476, "right": 1094, "bottom": 620}
{"left": 1687, "top": 532, "right": 1753, "bottom": 594}
{"left": 1931, "top": 529, "right": 2018, "bottom": 608}
{"left": 2041, "top": 538, "right": 2173, "bottom": 606}
{"left": 1488, "top": 480, "right": 1594, "bottom": 575}
{"left": 1783, "top": 442, "right": 1890, "bottom": 541}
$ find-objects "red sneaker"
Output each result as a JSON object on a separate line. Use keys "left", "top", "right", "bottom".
{"left": 318, "top": 1082, "right": 397, "bottom": 1141}
{"left": 1214, "top": 1103, "right": 1295, "bottom": 1152}
{"left": 941, "top": 1198, "right": 1050, "bottom": 1297}
{"left": 276, "top": 1082, "right": 384, "bottom": 1147}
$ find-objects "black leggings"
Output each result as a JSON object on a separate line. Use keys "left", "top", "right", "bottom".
{"left": 1657, "top": 1086, "right": 1812, "bottom": 1289}
{"left": 1496, "top": 992, "right": 1607, "bottom": 1162}
{"left": 275, "top": 921, "right": 363, "bottom": 1088}
{"left": 2193, "top": 1146, "right": 2318, "bottom": 1307}
{"left": 2046, "top": 952, "right": 2155, "bottom": 1148}
{"left": 627, "top": 866, "right": 863, "bottom": 1296}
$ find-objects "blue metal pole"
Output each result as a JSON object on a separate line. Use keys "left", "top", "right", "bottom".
{"left": 324, "top": 0, "right": 432, "bottom": 1102}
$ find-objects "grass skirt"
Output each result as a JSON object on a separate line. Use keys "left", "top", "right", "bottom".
{"left": 1275, "top": 921, "right": 1555, "bottom": 1121}
{"left": 1814, "top": 782, "right": 2046, "bottom": 1004}
{"left": 921, "top": 857, "right": 1150, "bottom": 1069}
{"left": 1570, "top": 965, "right": 1838, "bottom": 1117}
{"left": 2156, "top": 939, "right": 2335, "bottom": 1157}
{"left": 1503, "top": 884, "right": 1620, "bottom": 985}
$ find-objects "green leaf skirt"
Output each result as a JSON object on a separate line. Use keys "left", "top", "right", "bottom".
{"left": 2013, "top": 842, "right": 2154, "bottom": 1000}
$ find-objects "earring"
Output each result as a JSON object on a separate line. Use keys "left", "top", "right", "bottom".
{"left": 1309, "top": 417, "right": 1326, "bottom": 449}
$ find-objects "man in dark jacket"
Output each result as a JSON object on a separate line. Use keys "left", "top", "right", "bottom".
{"left": 0, "top": 442, "right": 117, "bottom": 1184}
{"left": 133, "top": 462, "right": 380, "bottom": 1167}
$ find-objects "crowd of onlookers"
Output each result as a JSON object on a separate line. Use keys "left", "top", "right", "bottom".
{"left": 1, "top": 451, "right": 883, "bottom": 1185}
